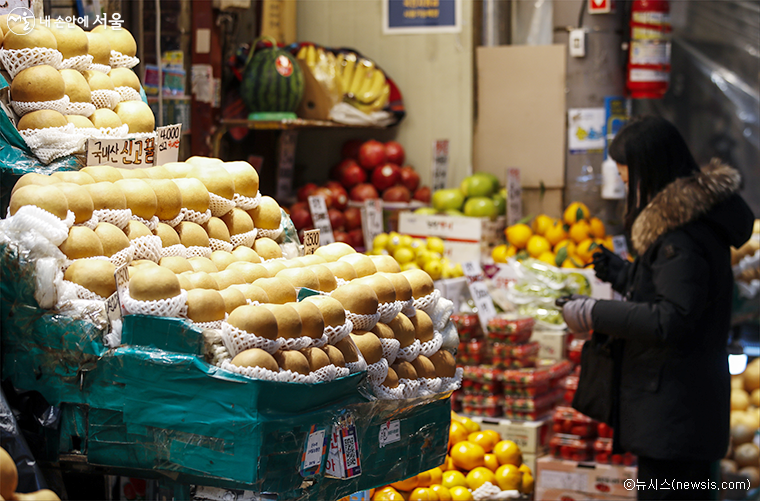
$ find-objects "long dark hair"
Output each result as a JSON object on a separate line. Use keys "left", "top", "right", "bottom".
{"left": 608, "top": 115, "right": 700, "bottom": 230}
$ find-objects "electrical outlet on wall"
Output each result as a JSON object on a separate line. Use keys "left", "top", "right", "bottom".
{"left": 569, "top": 29, "right": 586, "bottom": 58}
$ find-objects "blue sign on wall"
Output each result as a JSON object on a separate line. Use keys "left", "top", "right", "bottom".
{"left": 384, "top": 0, "right": 460, "bottom": 34}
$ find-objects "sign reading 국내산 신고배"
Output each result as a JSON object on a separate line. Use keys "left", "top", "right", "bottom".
{"left": 383, "top": 0, "right": 461, "bottom": 34}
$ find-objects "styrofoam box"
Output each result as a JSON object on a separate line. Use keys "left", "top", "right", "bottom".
{"left": 530, "top": 328, "right": 568, "bottom": 360}
{"left": 468, "top": 415, "right": 551, "bottom": 454}
{"left": 536, "top": 456, "right": 638, "bottom": 499}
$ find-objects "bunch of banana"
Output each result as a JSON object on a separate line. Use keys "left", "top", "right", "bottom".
{"left": 296, "top": 44, "right": 344, "bottom": 103}
{"left": 337, "top": 52, "right": 390, "bottom": 114}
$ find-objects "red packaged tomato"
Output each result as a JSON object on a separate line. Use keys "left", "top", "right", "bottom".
{"left": 549, "top": 434, "right": 594, "bottom": 461}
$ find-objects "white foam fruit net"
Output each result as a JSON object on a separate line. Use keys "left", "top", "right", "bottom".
{"left": 419, "top": 331, "right": 444, "bottom": 358}
{"left": 181, "top": 208, "right": 211, "bottom": 225}
{"left": 115, "top": 86, "right": 141, "bottom": 102}
{"left": 413, "top": 289, "right": 441, "bottom": 316}
{"left": 230, "top": 229, "right": 257, "bottom": 248}
{"left": 277, "top": 369, "right": 317, "bottom": 384}
{"left": 108, "top": 246, "right": 134, "bottom": 268}
{"left": 12, "top": 95, "right": 70, "bottom": 116}
{"left": 58, "top": 54, "right": 93, "bottom": 72}
{"left": 432, "top": 296, "right": 455, "bottom": 331}
{"left": 378, "top": 300, "right": 404, "bottom": 324}
{"left": 78, "top": 215, "right": 99, "bottom": 230}
{"left": 311, "top": 333, "right": 329, "bottom": 348}
{"left": 63, "top": 280, "right": 106, "bottom": 301}
{"left": 130, "top": 235, "right": 162, "bottom": 262}
{"left": 256, "top": 225, "right": 283, "bottom": 241}
{"left": 0, "top": 48, "right": 63, "bottom": 79}
{"left": 193, "top": 320, "right": 223, "bottom": 331}
{"left": 233, "top": 192, "right": 260, "bottom": 211}
{"left": 93, "top": 208, "right": 132, "bottom": 229}
{"left": 160, "top": 212, "right": 184, "bottom": 228}
{"left": 367, "top": 358, "right": 389, "bottom": 384}
{"left": 90, "top": 124, "right": 130, "bottom": 139}
{"left": 122, "top": 289, "right": 187, "bottom": 318}
{"left": 345, "top": 358, "right": 367, "bottom": 374}
{"left": 221, "top": 360, "right": 280, "bottom": 382}
{"left": 395, "top": 339, "right": 421, "bottom": 363}
{"left": 110, "top": 50, "right": 139, "bottom": 69}
{"left": 91, "top": 89, "right": 120, "bottom": 109}
{"left": 325, "top": 318, "right": 352, "bottom": 345}
{"left": 279, "top": 336, "right": 313, "bottom": 351}
{"left": 440, "top": 367, "right": 464, "bottom": 394}
{"left": 221, "top": 321, "right": 283, "bottom": 356}
{"left": 4, "top": 205, "right": 70, "bottom": 246}
{"left": 312, "top": 364, "right": 338, "bottom": 383}
{"left": 473, "top": 482, "right": 521, "bottom": 500}
{"left": 208, "top": 193, "right": 235, "bottom": 217}
{"left": 373, "top": 382, "right": 405, "bottom": 400}
{"left": 66, "top": 101, "right": 96, "bottom": 117}
{"left": 417, "top": 377, "right": 442, "bottom": 396}
{"left": 209, "top": 238, "right": 233, "bottom": 253}
{"left": 88, "top": 62, "right": 111, "bottom": 74}
{"left": 345, "top": 311, "right": 380, "bottom": 331}
{"left": 401, "top": 298, "right": 416, "bottom": 317}
{"left": 185, "top": 246, "right": 212, "bottom": 259}
{"left": 131, "top": 214, "right": 158, "bottom": 231}
{"left": 19, "top": 124, "right": 85, "bottom": 164}
{"left": 399, "top": 378, "right": 420, "bottom": 399}
{"left": 159, "top": 244, "right": 187, "bottom": 259}
{"left": 378, "top": 338, "right": 400, "bottom": 366}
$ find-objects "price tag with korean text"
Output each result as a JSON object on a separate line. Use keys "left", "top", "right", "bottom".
{"left": 303, "top": 229, "right": 320, "bottom": 255}
{"left": 113, "top": 263, "right": 130, "bottom": 316}
{"left": 86, "top": 137, "right": 156, "bottom": 168}
{"left": 506, "top": 168, "right": 522, "bottom": 225}
{"left": 463, "top": 261, "right": 497, "bottom": 333}
{"left": 105, "top": 292, "right": 122, "bottom": 328}
{"left": 431, "top": 139, "right": 450, "bottom": 192}
{"left": 325, "top": 414, "right": 362, "bottom": 479}
{"left": 300, "top": 425, "right": 329, "bottom": 477}
{"left": 154, "top": 124, "right": 182, "bottom": 165}
{"left": 361, "top": 199, "right": 384, "bottom": 249}
{"left": 308, "top": 196, "right": 335, "bottom": 244}
{"left": 378, "top": 420, "right": 401, "bottom": 448}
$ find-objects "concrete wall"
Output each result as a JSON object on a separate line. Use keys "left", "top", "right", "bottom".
{"left": 296, "top": 0, "right": 474, "bottom": 188}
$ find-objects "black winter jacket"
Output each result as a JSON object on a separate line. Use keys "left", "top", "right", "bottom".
{"left": 590, "top": 161, "right": 755, "bottom": 461}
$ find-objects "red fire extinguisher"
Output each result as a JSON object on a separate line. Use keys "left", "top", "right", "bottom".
{"left": 626, "top": 0, "right": 671, "bottom": 99}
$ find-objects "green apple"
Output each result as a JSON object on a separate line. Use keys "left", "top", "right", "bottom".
{"left": 414, "top": 207, "right": 438, "bottom": 216}
{"left": 464, "top": 196, "right": 497, "bottom": 218}
{"left": 461, "top": 173, "right": 496, "bottom": 198}
{"left": 432, "top": 188, "right": 465, "bottom": 211}
{"left": 442, "top": 209, "right": 465, "bottom": 217}
{"left": 492, "top": 192, "right": 506, "bottom": 215}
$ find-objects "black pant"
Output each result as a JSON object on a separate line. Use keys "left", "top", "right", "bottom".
{"left": 636, "top": 456, "right": 718, "bottom": 500}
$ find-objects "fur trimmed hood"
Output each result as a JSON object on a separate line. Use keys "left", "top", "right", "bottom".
{"left": 631, "top": 160, "right": 743, "bottom": 255}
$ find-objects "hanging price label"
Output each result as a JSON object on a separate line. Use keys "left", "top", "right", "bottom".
{"left": 154, "top": 123, "right": 182, "bottom": 165}
{"left": 113, "top": 263, "right": 130, "bottom": 316}
{"left": 325, "top": 414, "right": 362, "bottom": 479}
{"left": 105, "top": 292, "right": 122, "bottom": 328}
{"left": 378, "top": 420, "right": 401, "bottom": 448}
{"left": 308, "top": 196, "right": 335, "bottom": 244}
{"left": 361, "top": 199, "right": 384, "bottom": 249}
{"left": 86, "top": 136, "right": 156, "bottom": 168}
{"left": 431, "top": 139, "right": 450, "bottom": 192}
{"left": 463, "top": 260, "right": 497, "bottom": 333}
{"left": 302, "top": 229, "right": 320, "bottom": 255}
{"left": 506, "top": 168, "right": 522, "bottom": 225}
{"left": 300, "top": 425, "right": 328, "bottom": 477}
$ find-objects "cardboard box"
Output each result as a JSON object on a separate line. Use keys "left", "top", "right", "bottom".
{"left": 469, "top": 416, "right": 551, "bottom": 454}
{"left": 534, "top": 488, "right": 633, "bottom": 501}
{"left": 522, "top": 452, "right": 543, "bottom": 477}
{"left": 531, "top": 328, "right": 568, "bottom": 360}
{"left": 474, "top": 45, "right": 567, "bottom": 189}
{"left": 536, "top": 456, "right": 638, "bottom": 499}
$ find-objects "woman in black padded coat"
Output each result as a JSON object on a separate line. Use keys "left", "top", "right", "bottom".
{"left": 560, "top": 116, "right": 755, "bottom": 501}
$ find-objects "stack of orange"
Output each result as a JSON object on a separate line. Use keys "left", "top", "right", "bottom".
{"left": 493, "top": 201, "right": 614, "bottom": 268}
{"left": 372, "top": 412, "right": 534, "bottom": 500}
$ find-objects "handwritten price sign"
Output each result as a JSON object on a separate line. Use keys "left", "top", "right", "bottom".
{"left": 154, "top": 124, "right": 182, "bottom": 165}
{"left": 86, "top": 136, "right": 156, "bottom": 167}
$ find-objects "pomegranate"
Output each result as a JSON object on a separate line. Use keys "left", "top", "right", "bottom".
{"left": 325, "top": 182, "right": 349, "bottom": 210}
{"left": 333, "top": 230, "right": 350, "bottom": 244}
{"left": 311, "top": 187, "right": 334, "bottom": 209}
{"left": 384, "top": 141, "right": 405, "bottom": 165}
{"left": 413, "top": 186, "right": 432, "bottom": 204}
{"left": 371, "top": 163, "right": 401, "bottom": 192}
{"left": 338, "top": 163, "right": 367, "bottom": 190}
{"left": 341, "top": 139, "right": 363, "bottom": 160}
{"left": 382, "top": 185, "right": 411, "bottom": 203}
{"left": 297, "top": 183, "right": 318, "bottom": 202}
{"left": 349, "top": 183, "right": 379, "bottom": 202}
{"left": 328, "top": 208, "right": 346, "bottom": 231}
{"left": 344, "top": 206, "right": 362, "bottom": 231}
{"left": 358, "top": 140, "right": 386, "bottom": 170}
{"left": 399, "top": 165, "right": 420, "bottom": 192}
{"left": 290, "top": 206, "right": 313, "bottom": 231}
{"left": 331, "top": 158, "right": 360, "bottom": 181}
{"left": 348, "top": 229, "right": 365, "bottom": 249}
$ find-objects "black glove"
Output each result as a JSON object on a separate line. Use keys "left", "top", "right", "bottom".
{"left": 558, "top": 295, "right": 597, "bottom": 333}
{"left": 591, "top": 245, "right": 626, "bottom": 284}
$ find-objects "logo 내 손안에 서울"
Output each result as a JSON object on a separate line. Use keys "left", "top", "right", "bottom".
{"left": 6, "top": 8, "right": 36, "bottom": 36}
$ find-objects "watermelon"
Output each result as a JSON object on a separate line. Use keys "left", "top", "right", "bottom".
{"left": 241, "top": 44, "right": 304, "bottom": 113}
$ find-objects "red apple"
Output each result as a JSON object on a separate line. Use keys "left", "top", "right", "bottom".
{"left": 349, "top": 183, "right": 379, "bottom": 202}
{"left": 341, "top": 139, "right": 363, "bottom": 160}
{"left": 324, "top": 181, "right": 349, "bottom": 211}
{"left": 333, "top": 230, "right": 350, "bottom": 244}
{"left": 297, "top": 183, "right": 318, "bottom": 202}
{"left": 344, "top": 206, "right": 362, "bottom": 231}
{"left": 290, "top": 206, "right": 313, "bottom": 231}
{"left": 382, "top": 185, "right": 411, "bottom": 203}
{"left": 413, "top": 186, "right": 431, "bottom": 204}
{"left": 331, "top": 158, "right": 359, "bottom": 181}
{"left": 311, "top": 187, "right": 334, "bottom": 209}
{"left": 371, "top": 163, "right": 401, "bottom": 192}
{"left": 399, "top": 165, "right": 420, "bottom": 192}
{"left": 348, "top": 229, "right": 364, "bottom": 249}
{"left": 339, "top": 163, "right": 367, "bottom": 190}
{"left": 384, "top": 141, "right": 405, "bottom": 165}
{"left": 328, "top": 208, "right": 346, "bottom": 231}
{"left": 358, "top": 140, "right": 386, "bottom": 170}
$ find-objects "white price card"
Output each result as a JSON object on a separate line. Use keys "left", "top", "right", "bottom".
{"left": 326, "top": 429, "right": 346, "bottom": 478}
{"left": 105, "top": 292, "right": 122, "bottom": 328}
{"left": 113, "top": 263, "right": 130, "bottom": 316}
{"left": 302, "top": 429, "right": 326, "bottom": 470}
{"left": 154, "top": 124, "right": 182, "bottom": 166}
{"left": 276, "top": 130, "right": 298, "bottom": 201}
{"left": 431, "top": 139, "right": 450, "bottom": 192}
{"left": 361, "top": 199, "right": 384, "bottom": 249}
{"left": 302, "top": 229, "right": 320, "bottom": 255}
{"left": 308, "top": 196, "right": 335, "bottom": 244}
{"left": 506, "top": 168, "right": 522, "bottom": 225}
{"left": 378, "top": 420, "right": 401, "bottom": 448}
{"left": 86, "top": 137, "right": 156, "bottom": 168}
{"left": 463, "top": 260, "right": 497, "bottom": 333}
